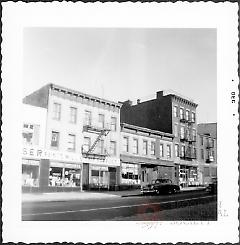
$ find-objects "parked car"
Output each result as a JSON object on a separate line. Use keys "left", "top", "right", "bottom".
{"left": 141, "top": 178, "right": 180, "bottom": 195}
{"left": 206, "top": 177, "right": 217, "bottom": 194}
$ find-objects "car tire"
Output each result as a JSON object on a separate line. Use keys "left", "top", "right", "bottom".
{"left": 155, "top": 189, "right": 160, "bottom": 195}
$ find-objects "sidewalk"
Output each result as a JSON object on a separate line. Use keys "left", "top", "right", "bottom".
{"left": 22, "top": 186, "right": 206, "bottom": 202}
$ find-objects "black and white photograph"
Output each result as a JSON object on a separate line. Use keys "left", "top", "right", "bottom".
{"left": 2, "top": 2, "right": 239, "bottom": 244}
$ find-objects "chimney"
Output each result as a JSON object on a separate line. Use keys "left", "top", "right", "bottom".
{"left": 137, "top": 99, "right": 141, "bottom": 104}
{"left": 156, "top": 91, "right": 164, "bottom": 99}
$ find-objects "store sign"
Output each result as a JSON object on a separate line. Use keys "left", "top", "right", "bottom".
{"left": 22, "top": 146, "right": 83, "bottom": 163}
{"left": 83, "top": 156, "right": 120, "bottom": 167}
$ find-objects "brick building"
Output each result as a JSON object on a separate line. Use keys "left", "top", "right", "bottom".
{"left": 197, "top": 123, "right": 217, "bottom": 185}
{"left": 121, "top": 90, "right": 198, "bottom": 187}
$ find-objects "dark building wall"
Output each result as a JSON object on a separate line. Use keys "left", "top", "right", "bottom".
{"left": 23, "top": 84, "right": 50, "bottom": 108}
{"left": 120, "top": 96, "right": 173, "bottom": 134}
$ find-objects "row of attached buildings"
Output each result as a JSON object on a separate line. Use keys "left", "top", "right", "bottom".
{"left": 22, "top": 84, "right": 217, "bottom": 192}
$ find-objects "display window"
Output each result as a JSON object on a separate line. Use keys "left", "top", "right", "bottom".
{"left": 89, "top": 166, "right": 109, "bottom": 188}
{"left": 49, "top": 165, "right": 81, "bottom": 187}
{"left": 121, "top": 163, "right": 140, "bottom": 184}
{"left": 22, "top": 164, "right": 39, "bottom": 187}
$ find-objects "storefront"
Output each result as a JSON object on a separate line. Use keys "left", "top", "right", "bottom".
{"left": 82, "top": 156, "right": 120, "bottom": 190}
{"left": 22, "top": 146, "right": 83, "bottom": 192}
{"left": 121, "top": 162, "right": 141, "bottom": 186}
{"left": 179, "top": 165, "right": 198, "bottom": 187}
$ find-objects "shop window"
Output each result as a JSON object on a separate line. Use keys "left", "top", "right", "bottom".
{"left": 143, "top": 140, "right": 148, "bottom": 155}
{"left": 123, "top": 137, "right": 129, "bottom": 152}
{"left": 22, "top": 164, "right": 39, "bottom": 187}
{"left": 110, "top": 141, "right": 116, "bottom": 156}
{"left": 98, "top": 114, "right": 105, "bottom": 128}
{"left": 132, "top": 139, "right": 138, "bottom": 154}
{"left": 53, "top": 102, "right": 61, "bottom": 120}
{"left": 151, "top": 142, "right": 155, "bottom": 155}
{"left": 70, "top": 107, "right": 77, "bottom": 124}
{"left": 92, "top": 170, "right": 99, "bottom": 177}
{"left": 67, "top": 134, "right": 76, "bottom": 151}
{"left": 160, "top": 144, "right": 164, "bottom": 157}
{"left": 110, "top": 117, "right": 117, "bottom": 131}
{"left": 51, "top": 131, "right": 60, "bottom": 148}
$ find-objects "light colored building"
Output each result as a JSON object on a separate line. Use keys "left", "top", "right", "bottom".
{"left": 197, "top": 123, "right": 217, "bottom": 185}
{"left": 120, "top": 123, "right": 175, "bottom": 189}
{"left": 23, "top": 83, "right": 122, "bottom": 192}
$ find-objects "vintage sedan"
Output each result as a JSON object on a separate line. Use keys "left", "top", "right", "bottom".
{"left": 141, "top": 178, "right": 180, "bottom": 195}
{"left": 206, "top": 177, "right": 217, "bottom": 194}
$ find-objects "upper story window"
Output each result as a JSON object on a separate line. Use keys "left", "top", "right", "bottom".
{"left": 84, "top": 110, "right": 91, "bottom": 126}
{"left": 51, "top": 131, "right": 60, "bottom": 148}
{"left": 110, "top": 141, "right": 117, "bottom": 156}
{"left": 22, "top": 123, "right": 40, "bottom": 146}
{"left": 53, "top": 103, "right": 61, "bottom": 120}
{"left": 180, "top": 126, "right": 185, "bottom": 139}
{"left": 143, "top": 140, "right": 148, "bottom": 155}
{"left": 132, "top": 138, "right": 138, "bottom": 154}
{"left": 212, "top": 138, "right": 215, "bottom": 147}
{"left": 167, "top": 145, "right": 171, "bottom": 158}
{"left": 98, "top": 114, "right": 105, "bottom": 128}
{"left": 173, "top": 106, "right": 178, "bottom": 117}
{"left": 123, "top": 137, "right": 129, "bottom": 153}
{"left": 181, "top": 145, "right": 185, "bottom": 157}
{"left": 186, "top": 110, "right": 190, "bottom": 121}
{"left": 180, "top": 108, "right": 184, "bottom": 120}
{"left": 70, "top": 107, "right": 77, "bottom": 124}
{"left": 96, "top": 139, "right": 105, "bottom": 154}
{"left": 174, "top": 124, "right": 178, "bottom": 137}
{"left": 200, "top": 136, "right": 204, "bottom": 145}
{"left": 150, "top": 142, "right": 155, "bottom": 155}
{"left": 175, "top": 144, "right": 179, "bottom": 157}
{"left": 110, "top": 117, "right": 117, "bottom": 131}
{"left": 160, "top": 144, "right": 164, "bottom": 157}
{"left": 192, "top": 129, "right": 196, "bottom": 141}
{"left": 67, "top": 134, "right": 76, "bottom": 151}
{"left": 201, "top": 149, "right": 204, "bottom": 159}
{"left": 83, "top": 137, "right": 91, "bottom": 152}
{"left": 191, "top": 112, "right": 196, "bottom": 122}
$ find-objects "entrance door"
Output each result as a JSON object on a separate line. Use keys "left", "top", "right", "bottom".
{"left": 109, "top": 167, "right": 116, "bottom": 190}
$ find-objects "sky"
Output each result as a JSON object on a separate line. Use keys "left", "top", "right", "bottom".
{"left": 23, "top": 28, "right": 216, "bottom": 123}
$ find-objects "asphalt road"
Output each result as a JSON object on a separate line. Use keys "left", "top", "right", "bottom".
{"left": 22, "top": 190, "right": 217, "bottom": 221}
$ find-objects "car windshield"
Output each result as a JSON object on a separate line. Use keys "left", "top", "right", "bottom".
{"left": 155, "top": 179, "right": 171, "bottom": 184}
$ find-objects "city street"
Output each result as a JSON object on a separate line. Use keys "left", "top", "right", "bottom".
{"left": 22, "top": 190, "right": 217, "bottom": 221}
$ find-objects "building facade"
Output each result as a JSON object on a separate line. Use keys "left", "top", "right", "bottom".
{"left": 121, "top": 90, "right": 198, "bottom": 187}
{"left": 120, "top": 123, "right": 176, "bottom": 189}
{"left": 23, "top": 84, "right": 122, "bottom": 192}
{"left": 197, "top": 123, "right": 217, "bottom": 185}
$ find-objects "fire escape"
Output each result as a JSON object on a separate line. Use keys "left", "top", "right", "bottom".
{"left": 82, "top": 121, "right": 111, "bottom": 160}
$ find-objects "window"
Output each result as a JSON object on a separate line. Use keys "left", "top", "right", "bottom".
{"left": 175, "top": 144, "right": 179, "bottom": 157}
{"left": 180, "top": 108, "right": 184, "bottom": 119}
{"left": 212, "top": 138, "right": 215, "bottom": 147}
{"left": 200, "top": 136, "right": 204, "bottom": 145}
{"left": 132, "top": 139, "right": 138, "bottom": 154}
{"left": 212, "top": 150, "right": 215, "bottom": 159}
{"left": 186, "top": 110, "right": 190, "bottom": 121}
{"left": 180, "top": 126, "right": 185, "bottom": 139}
{"left": 83, "top": 137, "right": 91, "bottom": 152}
{"left": 150, "top": 142, "right": 155, "bottom": 155}
{"left": 67, "top": 134, "right": 76, "bottom": 151}
{"left": 181, "top": 145, "right": 185, "bottom": 157}
{"left": 123, "top": 137, "right": 129, "bottom": 152}
{"left": 201, "top": 149, "right": 204, "bottom": 159}
{"left": 143, "top": 140, "right": 148, "bottom": 155}
{"left": 84, "top": 111, "right": 91, "bottom": 126}
{"left": 204, "top": 167, "right": 210, "bottom": 177}
{"left": 173, "top": 106, "right": 178, "bottom": 117}
{"left": 98, "top": 114, "right": 105, "bottom": 128}
{"left": 192, "top": 129, "right": 196, "bottom": 141}
{"left": 160, "top": 144, "right": 164, "bottom": 157}
{"left": 174, "top": 124, "right": 178, "bottom": 137}
{"left": 167, "top": 145, "right": 171, "bottom": 158}
{"left": 193, "top": 147, "right": 197, "bottom": 159}
{"left": 110, "top": 117, "right": 117, "bottom": 131}
{"left": 110, "top": 141, "right": 116, "bottom": 156}
{"left": 191, "top": 112, "right": 196, "bottom": 122}
{"left": 97, "top": 139, "right": 104, "bottom": 154}
{"left": 51, "top": 131, "right": 59, "bottom": 148}
{"left": 22, "top": 123, "right": 40, "bottom": 145}
{"left": 70, "top": 107, "right": 77, "bottom": 124}
{"left": 53, "top": 103, "right": 61, "bottom": 120}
